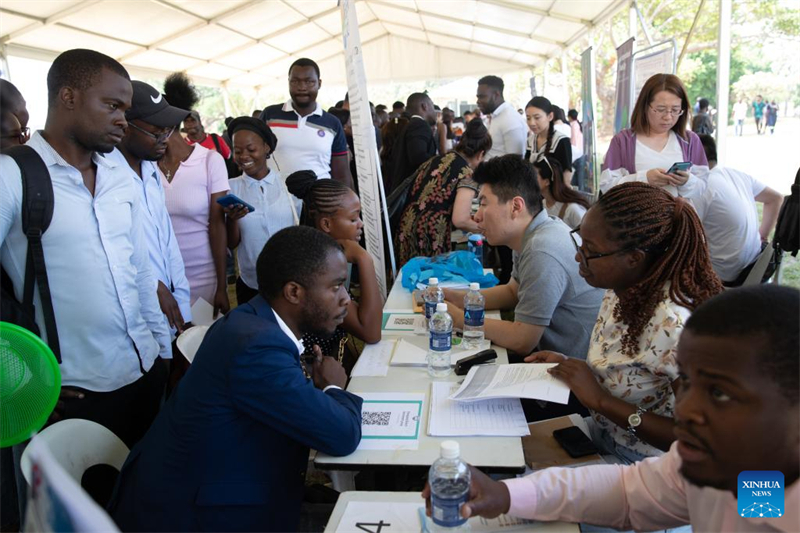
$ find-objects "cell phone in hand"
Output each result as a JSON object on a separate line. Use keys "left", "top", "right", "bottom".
{"left": 666, "top": 161, "right": 692, "bottom": 174}
{"left": 552, "top": 426, "right": 599, "bottom": 458}
{"left": 216, "top": 193, "right": 255, "bottom": 212}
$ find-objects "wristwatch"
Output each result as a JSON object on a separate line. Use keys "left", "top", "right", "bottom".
{"left": 627, "top": 407, "right": 646, "bottom": 436}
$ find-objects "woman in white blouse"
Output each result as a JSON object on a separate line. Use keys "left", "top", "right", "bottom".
{"left": 528, "top": 182, "right": 723, "bottom": 462}
{"left": 223, "top": 117, "right": 298, "bottom": 305}
{"left": 532, "top": 155, "right": 589, "bottom": 230}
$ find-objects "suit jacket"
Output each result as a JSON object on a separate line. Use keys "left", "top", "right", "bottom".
{"left": 108, "top": 296, "right": 363, "bottom": 532}
{"left": 389, "top": 115, "right": 437, "bottom": 193}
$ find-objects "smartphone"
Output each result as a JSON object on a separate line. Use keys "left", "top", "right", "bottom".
{"left": 552, "top": 426, "right": 599, "bottom": 458}
{"left": 666, "top": 161, "right": 692, "bottom": 174}
{"left": 216, "top": 193, "right": 255, "bottom": 213}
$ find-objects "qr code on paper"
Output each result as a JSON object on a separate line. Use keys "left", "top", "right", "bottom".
{"left": 394, "top": 318, "right": 416, "bottom": 326}
{"left": 362, "top": 411, "right": 391, "bottom": 426}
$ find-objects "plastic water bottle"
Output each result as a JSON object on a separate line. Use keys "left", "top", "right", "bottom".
{"left": 424, "top": 278, "right": 445, "bottom": 320}
{"left": 467, "top": 234, "right": 484, "bottom": 266}
{"left": 463, "top": 283, "right": 485, "bottom": 349}
{"left": 429, "top": 440, "right": 471, "bottom": 530}
{"left": 428, "top": 303, "right": 453, "bottom": 378}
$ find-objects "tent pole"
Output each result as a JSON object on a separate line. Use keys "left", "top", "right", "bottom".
{"left": 629, "top": 1, "right": 637, "bottom": 40}
{"left": 634, "top": 1, "right": 654, "bottom": 46}
{"left": 716, "top": 0, "right": 731, "bottom": 165}
{"left": 0, "top": 44, "right": 10, "bottom": 80}
{"left": 677, "top": 0, "right": 706, "bottom": 72}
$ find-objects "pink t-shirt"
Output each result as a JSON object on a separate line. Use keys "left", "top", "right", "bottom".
{"left": 162, "top": 145, "right": 229, "bottom": 304}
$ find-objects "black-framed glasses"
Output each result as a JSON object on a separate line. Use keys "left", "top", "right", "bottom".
{"left": 128, "top": 122, "right": 175, "bottom": 143}
{"left": 570, "top": 227, "right": 634, "bottom": 266}
{"left": 1, "top": 126, "right": 30, "bottom": 145}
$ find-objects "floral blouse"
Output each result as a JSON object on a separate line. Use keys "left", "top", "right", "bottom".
{"left": 395, "top": 152, "right": 478, "bottom": 268}
{"left": 587, "top": 287, "right": 689, "bottom": 458}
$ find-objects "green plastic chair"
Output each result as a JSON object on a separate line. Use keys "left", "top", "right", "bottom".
{"left": 1, "top": 322, "right": 61, "bottom": 447}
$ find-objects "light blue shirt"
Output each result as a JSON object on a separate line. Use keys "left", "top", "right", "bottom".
{"left": 108, "top": 152, "right": 192, "bottom": 338}
{"left": 228, "top": 170, "right": 298, "bottom": 289}
{"left": 0, "top": 132, "right": 171, "bottom": 391}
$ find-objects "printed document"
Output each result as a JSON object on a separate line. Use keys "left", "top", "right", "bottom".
{"left": 428, "top": 382, "right": 529, "bottom": 437}
{"left": 449, "top": 364, "right": 570, "bottom": 404}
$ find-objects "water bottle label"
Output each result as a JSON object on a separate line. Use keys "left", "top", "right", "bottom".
{"left": 431, "top": 494, "right": 468, "bottom": 527}
{"left": 429, "top": 331, "right": 452, "bottom": 351}
{"left": 425, "top": 301, "right": 437, "bottom": 319}
{"left": 464, "top": 308, "right": 485, "bottom": 327}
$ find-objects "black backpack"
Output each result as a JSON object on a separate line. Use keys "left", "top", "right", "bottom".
{"left": 774, "top": 167, "right": 800, "bottom": 258}
{"left": 0, "top": 145, "right": 61, "bottom": 362}
{"left": 209, "top": 133, "right": 240, "bottom": 179}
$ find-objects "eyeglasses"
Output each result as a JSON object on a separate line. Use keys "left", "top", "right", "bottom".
{"left": 0, "top": 126, "right": 30, "bottom": 145}
{"left": 128, "top": 122, "right": 175, "bottom": 143}
{"left": 570, "top": 227, "right": 634, "bottom": 267}
{"left": 649, "top": 105, "right": 685, "bottom": 117}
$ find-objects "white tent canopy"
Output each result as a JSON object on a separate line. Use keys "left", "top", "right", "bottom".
{"left": 1, "top": 0, "right": 627, "bottom": 89}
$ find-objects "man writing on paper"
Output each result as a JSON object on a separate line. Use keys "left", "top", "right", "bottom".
{"left": 109, "top": 226, "right": 363, "bottom": 532}
{"left": 424, "top": 285, "right": 799, "bottom": 533}
{"left": 443, "top": 155, "right": 602, "bottom": 359}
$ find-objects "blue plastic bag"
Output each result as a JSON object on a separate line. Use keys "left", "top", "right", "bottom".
{"left": 400, "top": 251, "right": 499, "bottom": 290}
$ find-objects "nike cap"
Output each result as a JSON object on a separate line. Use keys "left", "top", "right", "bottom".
{"left": 126, "top": 81, "right": 190, "bottom": 128}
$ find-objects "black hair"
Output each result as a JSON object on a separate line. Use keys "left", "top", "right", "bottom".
{"left": 698, "top": 134, "right": 717, "bottom": 163}
{"left": 289, "top": 58, "right": 320, "bottom": 78}
{"left": 286, "top": 170, "right": 354, "bottom": 227}
{"left": 406, "top": 92, "right": 430, "bottom": 111}
{"left": 472, "top": 154, "right": 543, "bottom": 216}
{"left": 392, "top": 101, "right": 404, "bottom": 110}
{"left": 376, "top": 104, "right": 388, "bottom": 113}
{"left": 455, "top": 118, "right": 492, "bottom": 157}
{"left": 328, "top": 107, "right": 350, "bottom": 127}
{"left": 256, "top": 226, "right": 343, "bottom": 300}
{"left": 434, "top": 104, "right": 441, "bottom": 111}
{"left": 163, "top": 72, "right": 199, "bottom": 112}
{"left": 47, "top": 49, "right": 129, "bottom": 107}
{"left": 478, "top": 75, "right": 504, "bottom": 95}
{"left": 0, "top": 79, "right": 25, "bottom": 112}
{"left": 684, "top": 285, "right": 799, "bottom": 403}
{"left": 551, "top": 105, "right": 568, "bottom": 123}
{"left": 526, "top": 96, "right": 555, "bottom": 155}
{"left": 334, "top": 100, "right": 344, "bottom": 109}
{"left": 698, "top": 98, "right": 709, "bottom": 110}
{"left": 568, "top": 108, "right": 582, "bottom": 132}
{"left": 533, "top": 155, "right": 590, "bottom": 210}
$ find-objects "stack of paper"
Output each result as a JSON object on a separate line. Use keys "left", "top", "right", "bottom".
{"left": 390, "top": 339, "right": 492, "bottom": 367}
{"left": 428, "top": 382, "right": 529, "bottom": 437}
{"left": 449, "top": 364, "right": 571, "bottom": 404}
{"left": 350, "top": 340, "right": 395, "bottom": 377}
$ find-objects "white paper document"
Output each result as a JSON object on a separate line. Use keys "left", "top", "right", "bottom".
{"left": 390, "top": 339, "right": 493, "bottom": 367}
{"left": 428, "top": 382, "right": 530, "bottom": 437}
{"left": 355, "top": 392, "right": 424, "bottom": 450}
{"left": 350, "top": 340, "right": 395, "bottom": 377}
{"left": 450, "top": 364, "right": 570, "bottom": 405}
{"left": 190, "top": 298, "right": 220, "bottom": 327}
{"left": 335, "top": 500, "right": 541, "bottom": 533}
{"left": 383, "top": 314, "right": 427, "bottom": 334}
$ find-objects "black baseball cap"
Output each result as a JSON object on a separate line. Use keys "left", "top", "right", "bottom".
{"left": 126, "top": 81, "right": 190, "bottom": 128}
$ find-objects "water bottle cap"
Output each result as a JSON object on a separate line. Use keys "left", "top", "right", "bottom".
{"left": 440, "top": 440, "right": 460, "bottom": 459}
{"left": 436, "top": 303, "right": 447, "bottom": 312}
{"left": 469, "top": 233, "right": 483, "bottom": 242}
{"left": 469, "top": 282, "right": 480, "bottom": 291}
{"left": 429, "top": 278, "right": 439, "bottom": 286}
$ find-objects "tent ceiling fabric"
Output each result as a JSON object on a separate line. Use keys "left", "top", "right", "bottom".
{"left": 0, "top": 0, "right": 627, "bottom": 88}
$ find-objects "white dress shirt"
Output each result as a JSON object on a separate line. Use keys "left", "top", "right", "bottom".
{"left": 0, "top": 132, "right": 170, "bottom": 391}
{"left": 107, "top": 150, "right": 192, "bottom": 343}
{"left": 484, "top": 101, "right": 528, "bottom": 159}
{"left": 228, "top": 169, "right": 298, "bottom": 289}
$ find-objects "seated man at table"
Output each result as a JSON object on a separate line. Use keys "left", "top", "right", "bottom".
{"left": 109, "top": 226, "right": 363, "bottom": 532}
{"left": 444, "top": 154, "right": 603, "bottom": 359}
{"left": 425, "top": 285, "right": 799, "bottom": 532}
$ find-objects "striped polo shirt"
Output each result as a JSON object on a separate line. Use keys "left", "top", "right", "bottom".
{"left": 259, "top": 100, "right": 348, "bottom": 180}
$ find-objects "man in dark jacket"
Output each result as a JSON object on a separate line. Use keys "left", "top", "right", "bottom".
{"left": 388, "top": 92, "right": 437, "bottom": 193}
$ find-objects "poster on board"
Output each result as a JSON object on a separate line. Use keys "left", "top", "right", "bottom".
{"left": 580, "top": 47, "right": 598, "bottom": 195}
{"left": 632, "top": 41, "right": 676, "bottom": 104}
{"left": 340, "top": 0, "right": 393, "bottom": 297}
{"left": 614, "top": 38, "right": 635, "bottom": 133}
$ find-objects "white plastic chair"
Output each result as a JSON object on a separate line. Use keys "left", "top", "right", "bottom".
{"left": 20, "top": 419, "right": 129, "bottom": 486}
{"left": 176, "top": 324, "right": 210, "bottom": 363}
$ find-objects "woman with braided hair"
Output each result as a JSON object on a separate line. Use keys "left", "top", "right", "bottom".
{"left": 528, "top": 182, "right": 723, "bottom": 462}
{"left": 286, "top": 171, "right": 382, "bottom": 367}
{"left": 525, "top": 96, "right": 573, "bottom": 186}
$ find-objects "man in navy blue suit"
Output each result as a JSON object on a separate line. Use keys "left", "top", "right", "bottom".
{"left": 108, "top": 226, "right": 363, "bottom": 532}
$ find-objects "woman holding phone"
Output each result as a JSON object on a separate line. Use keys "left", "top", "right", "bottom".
{"left": 600, "top": 74, "right": 708, "bottom": 199}
{"left": 223, "top": 117, "right": 299, "bottom": 305}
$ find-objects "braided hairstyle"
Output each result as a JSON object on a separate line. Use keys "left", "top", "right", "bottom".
{"left": 527, "top": 96, "right": 555, "bottom": 155}
{"left": 597, "top": 182, "right": 723, "bottom": 355}
{"left": 286, "top": 170, "right": 354, "bottom": 228}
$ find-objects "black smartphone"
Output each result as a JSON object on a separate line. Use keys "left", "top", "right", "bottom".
{"left": 552, "top": 426, "right": 599, "bottom": 458}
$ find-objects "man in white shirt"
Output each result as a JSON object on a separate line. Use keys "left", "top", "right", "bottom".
{"left": 114, "top": 80, "right": 192, "bottom": 343}
{"left": 694, "top": 134, "right": 783, "bottom": 286}
{"left": 476, "top": 75, "right": 528, "bottom": 160}
{"left": 0, "top": 49, "right": 170, "bottom": 447}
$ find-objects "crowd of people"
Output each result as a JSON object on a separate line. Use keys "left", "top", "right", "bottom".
{"left": 0, "top": 47, "right": 797, "bottom": 533}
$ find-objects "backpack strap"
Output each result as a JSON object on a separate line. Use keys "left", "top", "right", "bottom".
{"left": 210, "top": 133, "right": 223, "bottom": 156}
{"left": 5, "top": 145, "right": 61, "bottom": 363}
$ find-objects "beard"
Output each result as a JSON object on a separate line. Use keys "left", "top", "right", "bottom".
{"left": 299, "top": 299, "right": 338, "bottom": 339}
